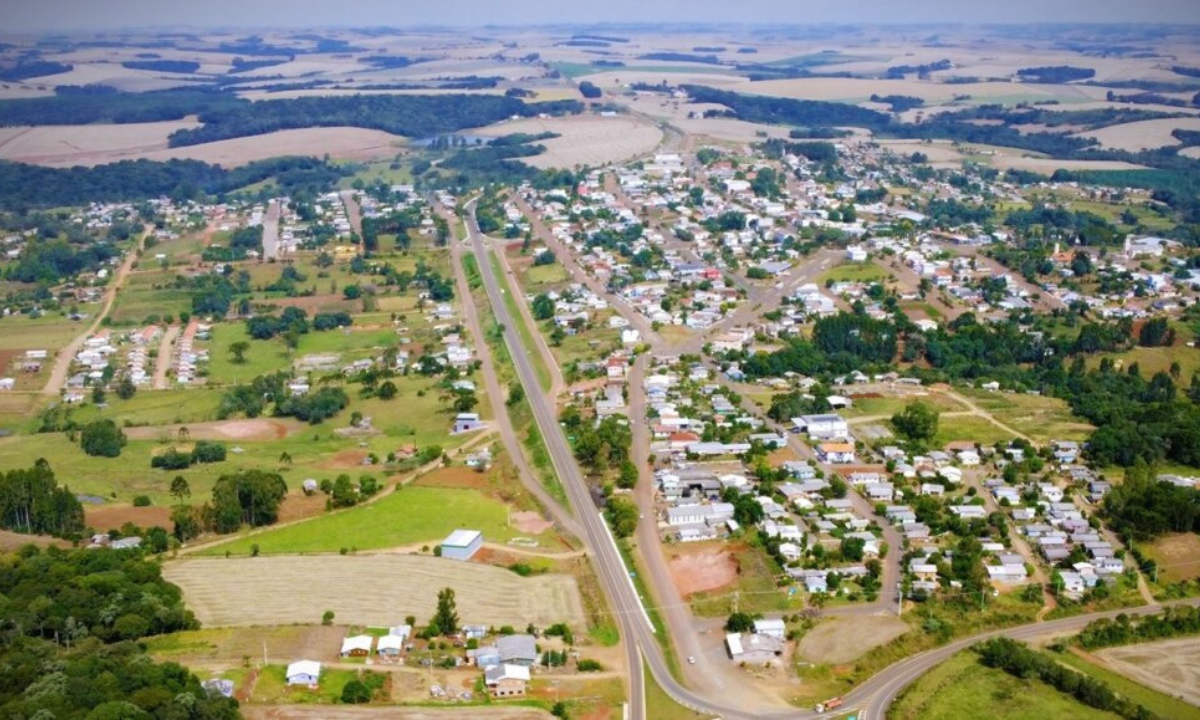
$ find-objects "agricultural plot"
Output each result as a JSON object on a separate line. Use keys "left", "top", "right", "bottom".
{"left": 164, "top": 554, "right": 586, "bottom": 628}
{"left": 1058, "top": 648, "right": 1200, "bottom": 720}
{"left": 197, "top": 482, "right": 550, "bottom": 556}
{"left": 471, "top": 116, "right": 663, "bottom": 169}
{"left": 1140, "top": 533, "right": 1200, "bottom": 584}
{"left": 0, "top": 313, "right": 90, "bottom": 352}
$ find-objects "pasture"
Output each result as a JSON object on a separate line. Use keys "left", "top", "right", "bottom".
{"left": 1139, "top": 533, "right": 1200, "bottom": 584}
{"left": 956, "top": 388, "right": 1094, "bottom": 443}
{"left": 164, "top": 554, "right": 586, "bottom": 628}
{"left": 196, "top": 482, "right": 551, "bottom": 556}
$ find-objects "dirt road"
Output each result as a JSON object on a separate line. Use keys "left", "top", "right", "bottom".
{"left": 41, "top": 229, "right": 145, "bottom": 396}
{"left": 152, "top": 324, "right": 180, "bottom": 389}
{"left": 261, "top": 200, "right": 281, "bottom": 261}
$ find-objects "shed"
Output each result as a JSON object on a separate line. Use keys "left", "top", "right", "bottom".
{"left": 441, "top": 529, "right": 483, "bottom": 561}
{"left": 377, "top": 635, "right": 404, "bottom": 656}
{"left": 286, "top": 660, "right": 321, "bottom": 685}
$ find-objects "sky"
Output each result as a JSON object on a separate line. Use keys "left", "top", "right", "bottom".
{"left": 3, "top": 0, "right": 1199, "bottom": 31}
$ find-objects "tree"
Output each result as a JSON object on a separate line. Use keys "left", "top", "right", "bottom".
{"left": 377, "top": 380, "right": 397, "bottom": 400}
{"left": 725, "top": 612, "right": 756, "bottom": 633}
{"left": 532, "top": 293, "right": 555, "bottom": 320}
{"left": 891, "top": 401, "right": 939, "bottom": 443}
{"left": 115, "top": 374, "right": 136, "bottom": 400}
{"left": 170, "top": 475, "right": 191, "bottom": 503}
{"left": 229, "top": 340, "right": 251, "bottom": 364}
{"left": 605, "top": 496, "right": 638, "bottom": 538}
{"left": 331, "top": 474, "right": 358, "bottom": 508}
{"left": 617, "top": 460, "right": 639, "bottom": 490}
{"left": 171, "top": 505, "right": 201, "bottom": 542}
{"left": 342, "top": 679, "right": 372, "bottom": 704}
{"left": 433, "top": 587, "right": 459, "bottom": 635}
{"left": 80, "top": 420, "right": 127, "bottom": 457}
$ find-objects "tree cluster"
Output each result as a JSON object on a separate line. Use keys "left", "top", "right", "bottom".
{"left": 0, "top": 460, "right": 85, "bottom": 539}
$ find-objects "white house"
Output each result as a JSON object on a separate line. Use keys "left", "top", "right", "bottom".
{"left": 793, "top": 414, "right": 848, "bottom": 440}
{"left": 341, "top": 635, "right": 373, "bottom": 657}
{"left": 286, "top": 660, "right": 322, "bottom": 685}
{"left": 817, "top": 442, "right": 856, "bottom": 464}
{"left": 753, "top": 618, "right": 787, "bottom": 640}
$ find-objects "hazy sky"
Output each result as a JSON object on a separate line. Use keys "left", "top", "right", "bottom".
{"left": 4, "top": 0, "right": 1200, "bottom": 31}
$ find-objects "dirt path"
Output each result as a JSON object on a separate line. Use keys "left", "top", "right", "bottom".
{"left": 340, "top": 190, "right": 363, "bottom": 254}
{"left": 261, "top": 200, "right": 281, "bottom": 261}
{"left": 152, "top": 324, "right": 181, "bottom": 389}
{"left": 41, "top": 228, "right": 146, "bottom": 396}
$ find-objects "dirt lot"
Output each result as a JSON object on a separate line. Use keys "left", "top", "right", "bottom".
{"left": 413, "top": 466, "right": 490, "bottom": 491}
{"left": 164, "top": 555, "right": 586, "bottom": 628}
{"left": 797, "top": 616, "right": 909, "bottom": 664}
{"left": 1097, "top": 637, "right": 1200, "bottom": 707}
{"left": 85, "top": 504, "right": 173, "bottom": 532}
{"left": 472, "top": 116, "right": 662, "bottom": 169}
{"left": 667, "top": 542, "right": 739, "bottom": 597}
{"left": 511, "top": 511, "right": 554, "bottom": 535}
{"left": 243, "top": 707, "right": 552, "bottom": 720}
{"left": 124, "top": 418, "right": 302, "bottom": 442}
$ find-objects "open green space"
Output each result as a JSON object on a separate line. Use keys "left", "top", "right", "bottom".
{"left": 110, "top": 269, "right": 193, "bottom": 324}
{"left": 930, "top": 413, "right": 1018, "bottom": 448}
{"left": 689, "top": 542, "right": 797, "bottom": 617}
{"left": 819, "top": 261, "right": 891, "bottom": 285}
{"left": 488, "top": 249, "right": 552, "bottom": 393}
{"left": 523, "top": 261, "right": 570, "bottom": 287}
{"left": 0, "top": 313, "right": 87, "bottom": 351}
{"left": 208, "top": 323, "right": 292, "bottom": 384}
{"left": 891, "top": 650, "right": 1118, "bottom": 720}
{"left": 198, "top": 484, "right": 546, "bottom": 556}
{"left": 252, "top": 664, "right": 358, "bottom": 704}
{"left": 840, "top": 392, "right": 967, "bottom": 419}
{"left": 1057, "top": 649, "right": 1200, "bottom": 720}
{"left": 957, "top": 387, "right": 1095, "bottom": 443}
{"left": 1091, "top": 341, "right": 1200, "bottom": 389}
{"left": 644, "top": 663, "right": 705, "bottom": 720}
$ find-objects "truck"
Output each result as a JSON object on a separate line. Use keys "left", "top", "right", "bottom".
{"left": 815, "top": 697, "right": 844, "bottom": 713}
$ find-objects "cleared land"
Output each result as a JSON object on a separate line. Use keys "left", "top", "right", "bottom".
{"left": 0, "top": 120, "right": 199, "bottom": 165}
{"left": 956, "top": 388, "right": 1094, "bottom": 443}
{"left": 1077, "top": 117, "right": 1200, "bottom": 152}
{"left": 666, "top": 542, "right": 738, "bottom": 597}
{"left": 796, "top": 616, "right": 909, "bottom": 664}
{"left": 890, "top": 650, "right": 1118, "bottom": 720}
{"left": 472, "top": 117, "right": 663, "bottom": 169}
{"left": 1095, "top": 638, "right": 1200, "bottom": 709}
{"left": 1141, "top": 533, "right": 1200, "bottom": 583}
{"left": 164, "top": 554, "right": 585, "bottom": 627}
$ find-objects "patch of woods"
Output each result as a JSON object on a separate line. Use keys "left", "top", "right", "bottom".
{"left": 1017, "top": 65, "right": 1097, "bottom": 83}
{"left": 0, "top": 545, "right": 239, "bottom": 719}
{"left": 0, "top": 156, "right": 350, "bottom": 209}
{"left": 1075, "top": 605, "right": 1200, "bottom": 651}
{"left": 0, "top": 460, "right": 84, "bottom": 539}
{"left": 975, "top": 638, "right": 1154, "bottom": 719}
{"left": 1101, "top": 469, "right": 1200, "bottom": 542}
{"left": 0, "top": 60, "right": 72, "bottom": 81}
{"left": 121, "top": 59, "right": 201, "bottom": 73}
{"left": 219, "top": 371, "right": 350, "bottom": 424}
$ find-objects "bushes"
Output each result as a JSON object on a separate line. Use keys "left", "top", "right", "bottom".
{"left": 151, "top": 441, "right": 228, "bottom": 469}
{"left": 1075, "top": 606, "right": 1200, "bottom": 650}
{"left": 80, "top": 419, "right": 126, "bottom": 457}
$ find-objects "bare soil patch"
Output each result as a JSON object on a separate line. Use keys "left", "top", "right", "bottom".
{"left": 85, "top": 504, "right": 173, "bottom": 532}
{"left": 1097, "top": 637, "right": 1200, "bottom": 707}
{"left": 511, "top": 511, "right": 554, "bottom": 535}
{"left": 319, "top": 449, "right": 371, "bottom": 470}
{"left": 797, "top": 616, "right": 909, "bottom": 664}
{"left": 667, "top": 542, "right": 739, "bottom": 597}
{"left": 275, "top": 491, "right": 331, "bottom": 525}
{"left": 243, "top": 707, "right": 551, "bottom": 720}
{"left": 124, "top": 418, "right": 301, "bottom": 442}
{"left": 412, "top": 466, "right": 489, "bottom": 491}
{"left": 1142, "top": 532, "right": 1200, "bottom": 583}
{"left": 0, "top": 120, "right": 199, "bottom": 166}
{"left": 164, "top": 555, "right": 585, "bottom": 628}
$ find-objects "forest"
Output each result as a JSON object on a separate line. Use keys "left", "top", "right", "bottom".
{"left": 168, "top": 95, "right": 583, "bottom": 147}
{"left": 0, "top": 88, "right": 245, "bottom": 126}
{"left": 0, "top": 460, "right": 85, "bottom": 539}
{"left": 0, "top": 156, "right": 350, "bottom": 209}
{"left": 0, "top": 546, "right": 239, "bottom": 719}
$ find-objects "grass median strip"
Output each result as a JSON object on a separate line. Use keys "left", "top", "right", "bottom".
{"left": 487, "top": 247, "right": 552, "bottom": 393}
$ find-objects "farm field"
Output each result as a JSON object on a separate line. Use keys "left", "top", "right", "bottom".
{"left": 472, "top": 116, "right": 663, "bottom": 169}
{"left": 0, "top": 120, "right": 200, "bottom": 166}
{"left": 956, "top": 388, "right": 1095, "bottom": 443}
{"left": 840, "top": 391, "right": 967, "bottom": 419}
{"left": 890, "top": 650, "right": 1119, "bottom": 720}
{"left": 1059, "top": 647, "right": 1200, "bottom": 719}
{"left": 930, "top": 413, "right": 1018, "bottom": 448}
{"left": 1076, "top": 117, "right": 1200, "bottom": 152}
{"left": 1139, "top": 533, "right": 1200, "bottom": 584}
{"left": 164, "top": 554, "right": 586, "bottom": 628}
{"left": 195, "top": 482, "right": 553, "bottom": 556}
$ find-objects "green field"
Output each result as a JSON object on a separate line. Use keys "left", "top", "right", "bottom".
{"left": 819, "top": 261, "right": 891, "bottom": 284}
{"left": 644, "top": 664, "right": 704, "bottom": 720}
{"left": 930, "top": 413, "right": 1018, "bottom": 448}
{"left": 957, "top": 387, "right": 1095, "bottom": 443}
{"left": 198, "top": 484, "right": 546, "bottom": 556}
{"left": 488, "top": 249, "right": 552, "bottom": 393}
{"left": 207, "top": 323, "right": 293, "bottom": 384}
{"left": 523, "top": 261, "right": 570, "bottom": 288}
{"left": 251, "top": 664, "right": 357, "bottom": 704}
{"left": 110, "top": 269, "right": 193, "bottom": 324}
{"left": 840, "top": 393, "right": 967, "bottom": 419}
{"left": 890, "top": 650, "right": 1119, "bottom": 720}
{"left": 0, "top": 313, "right": 86, "bottom": 351}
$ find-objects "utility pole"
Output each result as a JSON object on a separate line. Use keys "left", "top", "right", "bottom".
{"left": 897, "top": 583, "right": 903, "bottom": 618}
{"left": 263, "top": 640, "right": 268, "bottom": 668}
{"left": 732, "top": 591, "right": 739, "bottom": 615}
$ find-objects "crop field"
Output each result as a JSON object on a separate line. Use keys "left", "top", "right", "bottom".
{"left": 956, "top": 388, "right": 1094, "bottom": 443}
{"left": 0, "top": 313, "right": 90, "bottom": 351}
{"left": 472, "top": 116, "right": 663, "bottom": 169}
{"left": 0, "top": 120, "right": 199, "bottom": 166}
{"left": 196, "top": 482, "right": 552, "bottom": 556}
{"left": 110, "top": 270, "right": 195, "bottom": 323}
{"left": 164, "top": 554, "right": 586, "bottom": 628}
{"left": 890, "top": 650, "right": 1116, "bottom": 720}
{"left": 1077, "top": 117, "right": 1200, "bottom": 152}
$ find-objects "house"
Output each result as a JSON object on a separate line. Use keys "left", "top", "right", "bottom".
{"left": 753, "top": 618, "right": 787, "bottom": 640}
{"left": 792, "top": 414, "right": 848, "bottom": 440}
{"left": 377, "top": 635, "right": 405, "bottom": 657}
{"left": 726, "top": 632, "right": 784, "bottom": 664}
{"left": 484, "top": 664, "right": 530, "bottom": 697}
{"left": 110, "top": 537, "right": 142, "bottom": 550}
{"left": 341, "top": 635, "right": 373, "bottom": 657}
{"left": 469, "top": 644, "right": 502, "bottom": 668}
{"left": 817, "top": 442, "right": 856, "bottom": 464}
{"left": 452, "top": 413, "right": 484, "bottom": 434}
{"left": 441, "top": 529, "right": 483, "bottom": 561}
{"left": 286, "top": 660, "right": 322, "bottom": 686}
{"left": 496, "top": 634, "right": 538, "bottom": 666}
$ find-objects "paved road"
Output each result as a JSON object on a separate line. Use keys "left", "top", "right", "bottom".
{"left": 41, "top": 229, "right": 145, "bottom": 396}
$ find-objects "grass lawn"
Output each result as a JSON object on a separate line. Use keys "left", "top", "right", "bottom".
{"left": 73, "top": 388, "right": 226, "bottom": 426}
{"left": 488, "top": 249, "right": 552, "bottom": 393}
{"left": 644, "top": 663, "right": 705, "bottom": 720}
{"left": 957, "top": 388, "right": 1094, "bottom": 443}
{"left": 1091, "top": 342, "right": 1200, "bottom": 388}
{"left": 1057, "top": 649, "right": 1200, "bottom": 720}
{"left": 890, "top": 650, "right": 1118, "bottom": 720}
{"left": 1138, "top": 533, "right": 1200, "bottom": 584}
{"left": 818, "top": 261, "right": 891, "bottom": 285}
{"left": 524, "top": 261, "right": 570, "bottom": 288}
{"left": 0, "top": 312, "right": 87, "bottom": 351}
{"left": 110, "top": 269, "right": 193, "bottom": 324}
{"left": 841, "top": 393, "right": 966, "bottom": 419}
{"left": 931, "top": 414, "right": 1018, "bottom": 448}
{"left": 899, "top": 300, "right": 943, "bottom": 321}
{"left": 251, "top": 664, "right": 356, "bottom": 704}
{"left": 197, "top": 484, "right": 547, "bottom": 556}
{"left": 208, "top": 323, "right": 293, "bottom": 384}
